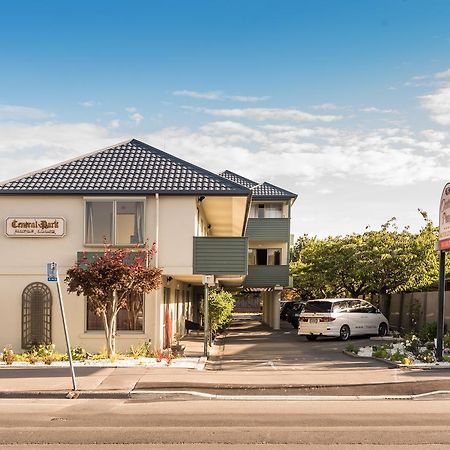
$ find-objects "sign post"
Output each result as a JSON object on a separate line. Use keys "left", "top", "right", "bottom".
{"left": 202, "top": 275, "right": 215, "bottom": 357}
{"left": 437, "top": 183, "right": 450, "bottom": 361}
{"left": 47, "top": 262, "right": 77, "bottom": 391}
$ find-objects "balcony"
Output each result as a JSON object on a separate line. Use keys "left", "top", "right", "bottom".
{"left": 244, "top": 265, "right": 290, "bottom": 288}
{"left": 193, "top": 237, "right": 248, "bottom": 275}
{"left": 245, "top": 218, "right": 290, "bottom": 241}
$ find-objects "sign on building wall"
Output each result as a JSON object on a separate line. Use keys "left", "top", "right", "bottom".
{"left": 5, "top": 217, "right": 66, "bottom": 237}
{"left": 439, "top": 183, "right": 450, "bottom": 250}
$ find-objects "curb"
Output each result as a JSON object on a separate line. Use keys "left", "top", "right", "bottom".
{"left": 130, "top": 389, "right": 450, "bottom": 401}
{"left": 342, "top": 350, "right": 450, "bottom": 370}
{"left": 0, "top": 390, "right": 131, "bottom": 399}
{"left": 342, "top": 350, "right": 399, "bottom": 368}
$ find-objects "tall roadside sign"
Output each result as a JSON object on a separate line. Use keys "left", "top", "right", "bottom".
{"left": 47, "top": 262, "right": 77, "bottom": 391}
{"left": 437, "top": 184, "right": 450, "bottom": 360}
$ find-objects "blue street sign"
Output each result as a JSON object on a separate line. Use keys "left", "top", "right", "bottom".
{"left": 47, "top": 262, "right": 57, "bottom": 282}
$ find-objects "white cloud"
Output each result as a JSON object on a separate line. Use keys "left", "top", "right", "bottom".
{"left": 125, "top": 107, "right": 144, "bottom": 125}
{"left": 419, "top": 83, "right": 450, "bottom": 125}
{"left": 312, "top": 103, "right": 338, "bottom": 110}
{"left": 184, "top": 106, "right": 343, "bottom": 122}
{"left": 228, "top": 95, "right": 270, "bottom": 102}
{"left": 421, "top": 129, "right": 447, "bottom": 141}
{"left": 140, "top": 120, "right": 450, "bottom": 188}
{"left": 359, "top": 107, "right": 397, "bottom": 114}
{"left": 129, "top": 112, "right": 144, "bottom": 125}
{"left": 0, "top": 104, "right": 54, "bottom": 121}
{"left": 109, "top": 119, "right": 121, "bottom": 129}
{"left": 173, "top": 90, "right": 269, "bottom": 102}
{"left": 173, "top": 90, "right": 223, "bottom": 100}
{"left": 0, "top": 121, "right": 122, "bottom": 181}
{"left": 79, "top": 100, "right": 98, "bottom": 108}
{"left": 435, "top": 68, "right": 450, "bottom": 79}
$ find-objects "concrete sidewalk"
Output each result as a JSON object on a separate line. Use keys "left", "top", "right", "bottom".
{"left": 0, "top": 318, "right": 450, "bottom": 398}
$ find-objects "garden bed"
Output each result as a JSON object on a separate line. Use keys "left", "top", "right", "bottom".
{"left": 344, "top": 328, "right": 450, "bottom": 368}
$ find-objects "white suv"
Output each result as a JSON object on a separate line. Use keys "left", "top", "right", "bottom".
{"left": 298, "top": 298, "right": 389, "bottom": 341}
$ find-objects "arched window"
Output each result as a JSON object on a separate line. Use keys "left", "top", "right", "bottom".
{"left": 22, "top": 283, "right": 52, "bottom": 349}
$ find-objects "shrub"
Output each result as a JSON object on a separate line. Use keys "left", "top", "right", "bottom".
{"left": 416, "top": 349, "right": 436, "bottom": 363}
{"left": 126, "top": 341, "right": 152, "bottom": 358}
{"left": 418, "top": 322, "right": 437, "bottom": 344}
{"left": 2, "top": 346, "right": 15, "bottom": 365}
{"left": 404, "top": 334, "right": 421, "bottom": 355}
{"left": 71, "top": 346, "right": 90, "bottom": 361}
{"left": 373, "top": 346, "right": 389, "bottom": 359}
{"left": 208, "top": 289, "right": 235, "bottom": 334}
{"left": 345, "top": 343, "right": 358, "bottom": 354}
{"left": 390, "top": 350, "right": 406, "bottom": 362}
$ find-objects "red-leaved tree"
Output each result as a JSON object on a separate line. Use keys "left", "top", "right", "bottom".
{"left": 65, "top": 244, "right": 162, "bottom": 357}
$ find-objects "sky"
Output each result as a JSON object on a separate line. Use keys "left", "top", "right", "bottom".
{"left": 1, "top": 0, "right": 450, "bottom": 238}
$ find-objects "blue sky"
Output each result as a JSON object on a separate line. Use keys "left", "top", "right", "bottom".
{"left": 1, "top": 0, "right": 450, "bottom": 237}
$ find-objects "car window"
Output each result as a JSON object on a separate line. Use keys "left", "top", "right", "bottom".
{"left": 333, "top": 301, "right": 348, "bottom": 313}
{"left": 361, "top": 301, "right": 378, "bottom": 313}
{"left": 304, "top": 301, "right": 332, "bottom": 313}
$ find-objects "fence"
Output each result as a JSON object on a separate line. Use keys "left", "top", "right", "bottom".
{"left": 379, "top": 291, "right": 450, "bottom": 332}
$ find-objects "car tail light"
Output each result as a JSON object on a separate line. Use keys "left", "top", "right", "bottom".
{"left": 319, "top": 317, "right": 336, "bottom": 322}
{"left": 300, "top": 317, "right": 309, "bottom": 322}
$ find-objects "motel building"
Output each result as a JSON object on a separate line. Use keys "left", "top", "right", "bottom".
{"left": 0, "top": 139, "right": 296, "bottom": 353}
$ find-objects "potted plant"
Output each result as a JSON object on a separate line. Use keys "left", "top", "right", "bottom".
{"left": 170, "top": 333, "right": 185, "bottom": 356}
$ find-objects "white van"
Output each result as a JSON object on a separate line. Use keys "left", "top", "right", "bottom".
{"left": 298, "top": 298, "right": 389, "bottom": 341}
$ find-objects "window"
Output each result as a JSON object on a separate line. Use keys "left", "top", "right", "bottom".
{"left": 86, "top": 293, "right": 144, "bottom": 332}
{"left": 22, "top": 283, "right": 52, "bottom": 349}
{"left": 85, "top": 199, "right": 144, "bottom": 245}
{"left": 248, "top": 248, "right": 282, "bottom": 265}
{"left": 249, "top": 203, "right": 284, "bottom": 219}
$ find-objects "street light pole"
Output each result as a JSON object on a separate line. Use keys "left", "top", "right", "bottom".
{"left": 203, "top": 282, "right": 209, "bottom": 357}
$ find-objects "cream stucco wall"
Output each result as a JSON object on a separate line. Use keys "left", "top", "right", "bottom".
{"left": 0, "top": 194, "right": 199, "bottom": 353}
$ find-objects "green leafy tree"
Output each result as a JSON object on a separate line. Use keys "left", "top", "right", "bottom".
{"left": 290, "top": 212, "right": 441, "bottom": 299}
{"left": 65, "top": 245, "right": 162, "bottom": 357}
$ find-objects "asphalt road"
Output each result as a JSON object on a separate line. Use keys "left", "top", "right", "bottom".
{"left": 214, "top": 315, "right": 388, "bottom": 371}
{"left": 0, "top": 398, "right": 450, "bottom": 447}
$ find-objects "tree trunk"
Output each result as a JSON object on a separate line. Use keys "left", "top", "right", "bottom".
{"left": 101, "top": 292, "right": 119, "bottom": 358}
{"left": 101, "top": 311, "right": 114, "bottom": 358}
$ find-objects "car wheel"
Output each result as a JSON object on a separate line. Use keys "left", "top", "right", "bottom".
{"left": 378, "top": 322, "right": 388, "bottom": 337}
{"left": 306, "top": 335, "right": 318, "bottom": 341}
{"left": 339, "top": 325, "right": 350, "bottom": 341}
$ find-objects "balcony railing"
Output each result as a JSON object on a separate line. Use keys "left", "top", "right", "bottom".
{"left": 245, "top": 218, "right": 290, "bottom": 241}
{"left": 244, "top": 265, "right": 290, "bottom": 288}
{"left": 193, "top": 237, "right": 248, "bottom": 275}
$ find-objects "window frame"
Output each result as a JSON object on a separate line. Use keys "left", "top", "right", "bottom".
{"left": 248, "top": 247, "right": 282, "bottom": 266}
{"left": 83, "top": 197, "right": 146, "bottom": 247}
{"left": 249, "top": 202, "right": 285, "bottom": 219}
{"left": 84, "top": 293, "right": 146, "bottom": 334}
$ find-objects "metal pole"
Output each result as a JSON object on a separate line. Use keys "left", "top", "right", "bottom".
{"left": 437, "top": 250, "right": 446, "bottom": 361}
{"left": 203, "top": 283, "right": 209, "bottom": 357}
{"left": 56, "top": 269, "right": 77, "bottom": 391}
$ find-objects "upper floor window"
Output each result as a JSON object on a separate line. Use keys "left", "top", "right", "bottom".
{"left": 249, "top": 203, "right": 284, "bottom": 219}
{"left": 248, "top": 248, "right": 282, "bottom": 266}
{"left": 85, "top": 199, "right": 145, "bottom": 245}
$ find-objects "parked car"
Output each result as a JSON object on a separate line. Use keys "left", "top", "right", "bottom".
{"left": 286, "top": 301, "right": 306, "bottom": 329}
{"left": 298, "top": 298, "right": 389, "bottom": 341}
{"left": 280, "top": 300, "right": 304, "bottom": 323}
{"left": 280, "top": 301, "right": 298, "bottom": 321}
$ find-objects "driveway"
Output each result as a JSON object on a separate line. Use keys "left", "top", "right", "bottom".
{"left": 215, "top": 314, "right": 388, "bottom": 371}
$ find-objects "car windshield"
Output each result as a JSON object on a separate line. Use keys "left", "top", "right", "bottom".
{"left": 304, "top": 301, "right": 332, "bottom": 313}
